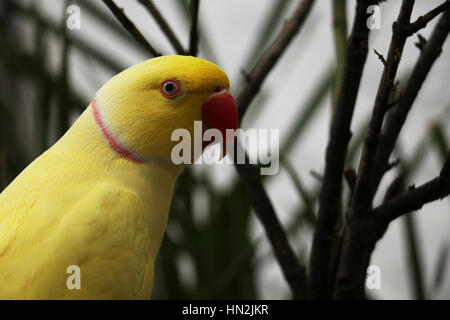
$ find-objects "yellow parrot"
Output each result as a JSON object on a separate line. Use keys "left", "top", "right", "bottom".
{"left": 0, "top": 55, "right": 238, "bottom": 299}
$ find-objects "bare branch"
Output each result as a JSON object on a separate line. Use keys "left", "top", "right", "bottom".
{"left": 236, "top": 0, "right": 316, "bottom": 120}
{"left": 138, "top": 0, "right": 186, "bottom": 55}
{"left": 331, "top": 0, "right": 348, "bottom": 113}
{"left": 309, "top": 0, "right": 377, "bottom": 299}
{"left": 373, "top": 151, "right": 450, "bottom": 224}
{"left": 373, "top": 8, "right": 450, "bottom": 191}
{"left": 334, "top": 7, "right": 450, "bottom": 300}
{"left": 406, "top": 0, "right": 450, "bottom": 35}
{"left": 102, "top": 0, "right": 161, "bottom": 57}
{"left": 350, "top": 0, "right": 415, "bottom": 221}
{"left": 230, "top": 0, "right": 317, "bottom": 299}
{"left": 233, "top": 144, "right": 307, "bottom": 299}
{"left": 189, "top": 0, "right": 200, "bottom": 56}
{"left": 373, "top": 48, "right": 387, "bottom": 66}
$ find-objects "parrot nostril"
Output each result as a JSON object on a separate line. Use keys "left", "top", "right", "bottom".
{"left": 215, "top": 86, "right": 222, "bottom": 92}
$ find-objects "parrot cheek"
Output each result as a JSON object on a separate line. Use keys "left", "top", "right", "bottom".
{"left": 201, "top": 90, "right": 238, "bottom": 155}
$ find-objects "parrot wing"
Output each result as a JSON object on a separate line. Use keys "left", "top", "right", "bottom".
{"left": 0, "top": 180, "right": 153, "bottom": 299}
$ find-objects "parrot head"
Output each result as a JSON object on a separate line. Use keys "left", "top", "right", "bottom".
{"left": 92, "top": 55, "right": 238, "bottom": 165}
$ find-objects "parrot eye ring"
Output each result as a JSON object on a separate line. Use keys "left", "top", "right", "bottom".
{"left": 161, "top": 79, "right": 182, "bottom": 99}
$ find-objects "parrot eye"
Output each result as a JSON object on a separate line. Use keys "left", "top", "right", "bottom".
{"left": 161, "top": 79, "right": 182, "bottom": 98}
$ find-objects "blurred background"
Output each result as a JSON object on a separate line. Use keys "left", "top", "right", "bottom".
{"left": 0, "top": 0, "right": 449, "bottom": 299}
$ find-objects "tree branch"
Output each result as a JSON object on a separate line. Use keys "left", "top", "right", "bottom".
{"left": 309, "top": 0, "right": 377, "bottom": 299}
{"left": 373, "top": 8, "right": 450, "bottom": 191}
{"left": 236, "top": 0, "right": 316, "bottom": 120}
{"left": 334, "top": 6, "right": 450, "bottom": 300}
{"left": 406, "top": 0, "right": 450, "bottom": 35}
{"left": 230, "top": 0, "right": 317, "bottom": 299}
{"left": 352, "top": 1, "right": 450, "bottom": 221}
{"left": 373, "top": 151, "right": 450, "bottom": 224}
{"left": 373, "top": 48, "right": 387, "bottom": 66}
{"left": 350, "top": 0, "right": 415, "bottom": 233}
{"left": 138, "top": 0, "right": 187, "bottom": 55}
{"left": 102, "top": 0, "right": 161, "bottom": 57}
{"left": 331, "top": 0, "right": 348, "bottom": 114}
{"left": 189, "top": 0, "right": 200, "bottom": 56}
{"left": 233, "top": 144, "right": 307, "bottom": 299}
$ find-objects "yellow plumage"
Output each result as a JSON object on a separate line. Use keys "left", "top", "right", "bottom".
{"left": 0, "top": 55, "right": 231, "bottom": 299}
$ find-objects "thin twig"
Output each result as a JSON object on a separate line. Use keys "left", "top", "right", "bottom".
{"left": 331, "top": 0, "right": 348, "bottom": 114}
{"left": 350, "top": 0, "right": 450, "bottom": 225}
{"left": 353, "top": 0, "right": 448, "bottom": 208}
{"left": 189, "top": 0, "right": 200, "bottom": 56}
{"left": 351, "top": 0, "right": 415, "bottom": 221}
{"left": 236, "top": 0, "right": 316, "bottom": 120}
{"left": 241, "top": 0, "right": 292, "bottom": 72}
{"left": 373, "top": 8, "right": 450, "bottom": 191}
{"left": 172, "top": 0, "right": 217, "bottom": 60}
{"left": 334, "top": 6, "right": 450, "bottom": 300}
{"left": 57, "top": 1, "right": 71, "bottom": 136}
{"left": 233, "top": 143, "right": 308, "bottom": 299}
{"left": 406, "top": 0, "right": 450, "bottom": 36}
{"left": 373, "top": 48, "right": 387, "bottom": 66}
{"left": 230, "top": 0, "right": 316, "bottom": 299}
{"left": 80, "top": 0, "right": 151, "bottom": 53}
{"left": 373, "top": 151, "right": 450, "bottom": 224}
{"left": 138, "top": 0, "right": 186, "bottom": 55}
{"left": 309, "top": 0, "right": 376, "bottom": 299}
{"left": 102, "top": 0, "right": 161, "bottom": 57}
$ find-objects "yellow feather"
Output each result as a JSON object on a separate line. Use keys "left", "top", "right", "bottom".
{"left": 0, "top": 55, "right": 230, "bottom": 299}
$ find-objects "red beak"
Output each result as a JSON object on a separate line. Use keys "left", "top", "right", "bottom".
{"left": 202, "top": 89, "right": 238, "bottom": 154}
